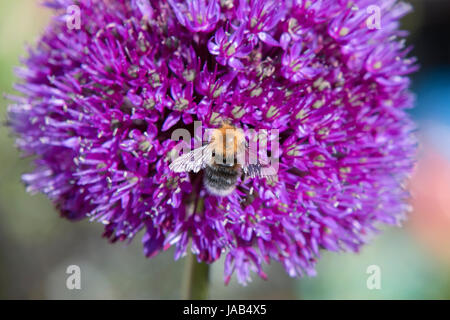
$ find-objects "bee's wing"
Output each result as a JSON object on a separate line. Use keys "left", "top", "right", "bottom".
{"left": 240, "top": 142, "right": 276, "bottom": 180}
{"left": 169, "top": 144, "right": 213, "bottom": 173}
{"left": 242, "top": 163, "right": 263, "bottom": 178}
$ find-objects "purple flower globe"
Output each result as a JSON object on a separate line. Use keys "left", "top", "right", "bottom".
{"left": 8, "top": 0, "right": 417, "bottom": 284}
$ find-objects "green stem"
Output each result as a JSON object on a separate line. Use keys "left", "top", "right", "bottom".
{"left": 183, "top": 250, "right": 210, "bottom": 300}
{"left": 183, "top": 189, "right": 209, "bottom": 299}
{"left": 183, "top": 191, "right": 209, "bottom": 299}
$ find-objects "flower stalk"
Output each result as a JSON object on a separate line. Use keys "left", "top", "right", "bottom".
{"left": 183, "top": 251, "right": 210, "bottom": 300}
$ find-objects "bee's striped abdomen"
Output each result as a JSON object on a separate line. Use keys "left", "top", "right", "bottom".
{"left": 203, "top": 164, "right": 239, "bottom": 196}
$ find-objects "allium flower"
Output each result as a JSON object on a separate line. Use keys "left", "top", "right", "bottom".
{"left": 8, "top": 0, "right": 417, "bottom": 285}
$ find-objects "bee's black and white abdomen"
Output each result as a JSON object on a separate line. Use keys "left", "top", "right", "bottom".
{"left": 203, "top": 164, "right": 239, "bottom": 196}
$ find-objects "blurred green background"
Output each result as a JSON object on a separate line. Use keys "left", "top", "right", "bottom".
{"left": 1, "top": 1, "right": 450, "bottom": 299}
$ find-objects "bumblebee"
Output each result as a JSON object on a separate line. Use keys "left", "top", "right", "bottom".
{"left": 169, "top": 124, "right": 267, "bottom": 196}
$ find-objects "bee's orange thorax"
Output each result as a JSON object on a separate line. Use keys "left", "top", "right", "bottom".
{"left": 210, "top": 124, "right": 245, "bottom": 157}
